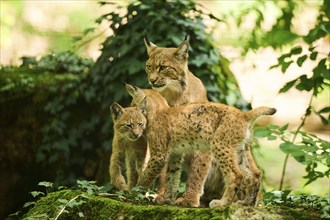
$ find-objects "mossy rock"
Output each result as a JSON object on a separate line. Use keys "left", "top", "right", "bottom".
{"left": 23, "top": 190, "right": 321, "bottom": 220}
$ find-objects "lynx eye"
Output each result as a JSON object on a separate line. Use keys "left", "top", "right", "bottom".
{"left": 146, "top": 65, "right": 151, "bottom": 71}
{"left": 159, "top": 65, "right": 169, "bottom": 71}
{"left": 138, "top": 122, "right": 144, "bottom": 127}
{"left": 124, "top": 124, "right": 132, "bottom": 128}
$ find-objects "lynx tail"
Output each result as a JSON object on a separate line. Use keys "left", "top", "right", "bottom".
{"left": 245, "top": 107, "right": 276, "bottom": 122}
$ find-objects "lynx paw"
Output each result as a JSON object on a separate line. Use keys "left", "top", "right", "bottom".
{"left": 235, "top": 198, "right": 256, "bottom": 206}
{"left": 209, "top": 199, "right": 230, "bottom": 208}
{"left": 154, "top": 194, "right": 172, "bottom": 205}
{"left": 175, "top": 196, "right": 200, "bottom": 207}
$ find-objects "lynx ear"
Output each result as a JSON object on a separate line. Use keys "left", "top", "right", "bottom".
{"left": 144, "top": 34, "right": 157, "bottom": 56}
{"left": 174, "top": 39, "right": 189, "bottom": 60}
{"left": 139, "top": 97, "right": 148, "bottom": 116}
{"left": 126, "top": 83, "right": 144, "bottom": 98}
{"left": 110, "top": 102, "right": 124, "bottom": 120}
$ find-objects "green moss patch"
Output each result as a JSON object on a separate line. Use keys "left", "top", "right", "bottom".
{"left": 23, "top": 190, "right": 322, "bottom": 220}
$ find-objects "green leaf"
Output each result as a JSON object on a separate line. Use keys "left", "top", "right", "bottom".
{"left": 23, "top": 201, "right": 36, "bottom": 208}
{"left": 310, "top": 52, "right": 318, "bottom": 60}
{"left": 280, "top": 142, "right": 305, "bottom": 157}
{"left": 38, "top": 181, "right": 53, "bottom": 188}
{"left": 58, "top": 199, "right": 69, "bottom": 204}
{"left": 30, "top": 191, "right": 45, "bottom": 198}
{"left": 279, "top": 79, "right": 297, "bottom": 93}
{"left": 318, "top": 107, "right": 330, "bottom": 114}
{"left": 297, "top": 55, "right": 307, "bottom": 67}
{"left": 279, "top": 124, "right": 289, "bottom": 132}
{"left": 281, "top": 60, "right": 294, "bottom": 73}
{"left": 295, "top": 75, "right": 314, "bottom": 91}
{"left": 254, "top": 127, "right": 271, "bottom": 138}
{"left": 318, "top": 114, "right": 329, "bottom": 125}
{"left": 290, "top": 46, "right": 302, "bottom": 55}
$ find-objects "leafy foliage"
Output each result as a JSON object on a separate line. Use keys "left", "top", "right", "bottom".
{"left": 20, "top": 51, "right": 93, "bottom": 74}
{"left": 262, "top": 190, "right": 330, "bottom": 219}
{"left": 255, "top": 124, "right": 330, "bottom": 185}
{"left": 12, "top": 180, "right": 156, "bottom": 219}
{"left": 235, "top": 0, "right": 329, "bottom": 187}
{"left": 16, "top": 181, "right": 330, "bottom": 219}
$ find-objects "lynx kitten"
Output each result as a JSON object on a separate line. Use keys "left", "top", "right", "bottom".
{"left": 109, "top": 103, "right": 147, "bottom": 190}
{"left": 126, "top": 84, "right": 276, "bottom": 208}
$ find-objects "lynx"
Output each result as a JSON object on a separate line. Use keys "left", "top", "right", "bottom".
{"left": 126, "top": 84, "right": 276, "bottom": 208}
{"left": 109, "top": 102, "right": 147, "bottom": 190}
{"left": 144, "top": 36, "right": 213, "bottom": 207}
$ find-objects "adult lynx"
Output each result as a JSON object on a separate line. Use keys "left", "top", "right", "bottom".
{"left": 144, "top": 36, "right": 213, "bottom": 207}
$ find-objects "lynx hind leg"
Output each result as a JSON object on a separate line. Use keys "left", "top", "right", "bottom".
{"left": 155, "top": 153, "right": 183, "bottom": 205}
{"left": 209, "top": 141, "right": 243, "bottom": 208}
{"left": 176, "top": 152, "right": 212, "bottom": 207}
{"left": 238, "top": 144, "right": 262, "bottom": 206}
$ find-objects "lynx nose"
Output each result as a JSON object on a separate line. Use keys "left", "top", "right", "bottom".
{"left": 149, "top": 78, "right": 157, "bottom": 85}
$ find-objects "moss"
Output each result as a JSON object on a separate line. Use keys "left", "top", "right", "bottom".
{"left": 0, "top": 67, "right": 80, "bottom": 99}
{"left": 23, "top": 190, "right": 322, "bottom": 220}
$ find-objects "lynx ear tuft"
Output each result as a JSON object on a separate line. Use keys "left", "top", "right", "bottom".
{"left": 110, "top": 102, "right": 124, "bottom": 120}
{"left": 126, "top": 83, "right": 145, "bottom": 98}
{"left": 125, "top": 83, "right": 137, "bottom": 97}
{"left": 174, "top": 39, "right": 189, "bottom": 60}
{"left": 144, "top": 34, "right": 157, "bottom": 56}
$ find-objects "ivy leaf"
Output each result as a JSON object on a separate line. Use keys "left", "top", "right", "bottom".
{"left": 38, "top": 181, "right": 53, "bottom": 188}
{"left": 23, "top": 201, "right": 36, "bottom": 208}
{"left": 30, "top": 191, "right": 45, "bottom": 198}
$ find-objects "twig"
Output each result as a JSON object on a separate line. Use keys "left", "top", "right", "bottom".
{"left": 279, "top": 94, "right": 314, "bottom": 190}
{"left": 54, "top": 195, "right": 80, "bottom": 220}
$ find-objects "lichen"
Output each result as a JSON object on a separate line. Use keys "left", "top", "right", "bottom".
{"left": 23, "top": 190, "right": 322, "bottom": 220}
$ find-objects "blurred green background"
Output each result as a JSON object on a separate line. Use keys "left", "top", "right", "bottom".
{"left": 0, "top": 0, "right": 329, "bottom": 219}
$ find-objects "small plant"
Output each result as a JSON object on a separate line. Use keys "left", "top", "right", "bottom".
{"left": 262, "top": 191, "right": 330, "bottom": 219}
{"left": 255, "top": 124, "right": 329, "bottom": 186}
{"left": 16, "top": 180, "right": 156, "bottom": 219}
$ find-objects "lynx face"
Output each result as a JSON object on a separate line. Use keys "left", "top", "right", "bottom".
{"left": 144, "top": 38, "right": 189, "bottom": 93}
{"left": 110, "top": 103, "right": 146, "bottom": 141}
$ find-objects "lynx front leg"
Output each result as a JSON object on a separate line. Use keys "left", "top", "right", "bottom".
{"left": 176, "top": 151, "right": 212, "bottom": 207}
{"left": 109, "top": 148, "right": 128, "bottom": 190}
{"left": 137, "top": 154, "right": 166, "bottom": 189}
{"left": 125, "top": 150, "right": 138, "bottom": 190}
